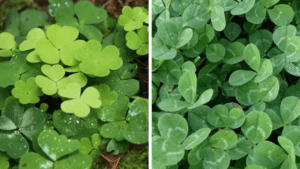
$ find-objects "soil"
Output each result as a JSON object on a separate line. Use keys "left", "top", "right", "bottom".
{"left": 1, "top": 0, "right": 149, "bottom": 168}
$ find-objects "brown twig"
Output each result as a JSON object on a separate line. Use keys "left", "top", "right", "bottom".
{"left": 101, "top": 153, "right": 115, "bottom": 163}
{"left": 102, "top": 0, "right": 113, "bottom": 8}
{"left": 112, "top": 157, "right": 121, "bottom": 169}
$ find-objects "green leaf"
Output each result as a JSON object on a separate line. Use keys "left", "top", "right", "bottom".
{"left": 152, "top": 46, "right": 177, "bottom": 60}
{"left": 273, "top": 25, "right": 297, "bottom": 52}
{"left": 106, "top": 139, "right": 129, "bottom": 155}
{"left": 0, "top": 50, "right": 42, "bottom": 88}
{"left": 75, "top": 40, "right": 123, "bottom": 77}
{"left": 280, "top": 96, "right": 300, "bottom": 124}
{"left": 224, "top": 22, "right": 242, "bottom": 41}
{"left": 188, "top": 89, "right": 214, "bottom": 109}
{"left": 35, "top": 64, "right": 65, "bottom": 95}
{"left": 36, "top": 25, "right": 79, "bottom": 64}
{"left": 0, "top": 132, "right": 29, "bottom": 159}
{"left": 203, "top": 149, "right": 231, "bottom": 169}
{"left": 249, "top": 29, "right": 273, "bottom": 55}
{"left": 157, "top": 21, "right": 179, "bottom": 47}
{"left": 0, "top": 152, "right": 9, "bottom": 169}
{"left": 94, "top": 83, "right": 118, "bottom": 107}
{"left": 53, "top": 154, "right": 92, "bottom": 168}
{"left": 19, "top": 152, "right": 53, "bottom": 169}
{"left": 246, "top": 141, "right": 287, "bottom": 168}
{"left": 210, "top": 129, "right": 238, "bottom": 150}
{"left": 211, "top": 5, "right": 226, "bottom": 31}
{"left": 171, "top": 0, "right": 191, "bottom": 14}
{"left": 158, "top": 113, "right": 188, "bottom": 144}
{"left": 153, "top": 137, "right": 184, "bottom": 166}
{"left": 156, "top": 60, "right": 182, "bottom": 85}
{"left": 246, "top": 2, "right": 266, "bottom": 24}
{"left": 244, "top": 43, "right": 261, "bottom": 72}
{"left": 38, "top": 129, "right": 80, "bottom": 161}
{"left": 278, "top": 136, "right": 296, "bottom": 169}
{"left": 223, "top": 42, "right": 245, "bottom": 64}
{"left": 241, "top": 111, "right": 272, "bottom": 144}
{"left": 100, "top": 121, "right": 127, "bottom": 141}
{"left": 123, "top": 113, "right": 148, "bottom": 144}
{"left": 183, "top": 4, "right": 210, "bottom": 29}
{"left": 260, "top": 0, "right": 279, "bottom": 8}
{"left": 231, "top": 0, "right": 255, "bottom": 16}
{"left": 285, "top": 60, "right": 300, "bottom": 77}
{"left": 268, "top": 4, "right": 295, "bottom": 26}
{"left": 19, "top": 28, "right": 46, "bottom": 51}
{"left": 98, "top": 96, "right": 128, "bottom": 122}
{"left": 19, "top": 10, "right": 48, "bottom": 36}
{"left": 79, "top": 138, "right": 92, "bottom": 155}
{"left": 178, "top": 71, "right": 197, "bottom": 104}
{"left": 59, "top": 83, "right": 102, "bottom": 117}
{"left": 229, "top": 70, "right": 257, "bottom": 86}
{"left": 285, "top": 36, "right": 300, "bottom": 62}
{"left": 182, "top": 128, "right": 211, "bottom": 150}
{"left": 12, "top": 77, "right": 43, "bottom": 104}
{"left": 96, "top": 71, "right": 139, "bottom": 98}
{"left": 227, "top": 135, "right": 252, "bottom": 160}
{"left": 53, "top": 110, "right": 87, "bottom": 138}
{"left": 74, "top": 1, "right": 107, "bottom": 25}
{"left": 118, "top": 6, "right": 147, "bottom": 31}
{"left": 0, "top": 32, "right": 16, "bottom": 57}
{"left": 158, "top": 98, "right": 191, "bottom": 112}
{"left": 206, "top": 43, "right": 225, "bottom": 62}
{"left": 254, "top": 59, "right": 273, "bottom": 83}
{"left": 127, "top": 98, "right": 148, "bottom": 121}
{"left": 176, "top": 28, "right": 193, "bottom": 48}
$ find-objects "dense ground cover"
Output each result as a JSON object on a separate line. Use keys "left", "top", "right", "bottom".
{"left": 0, "top": 0, "right": 149, "bottom": 168}
{"left": 152, "top": 0, "right": 300, "bottom": 168}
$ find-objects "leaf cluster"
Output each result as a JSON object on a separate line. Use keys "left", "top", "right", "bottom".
{"left": 152, "top": 0, "right": 300, "bottom": 168}
{"left": 0, "top": 0, "right": 148, "bottom": 168}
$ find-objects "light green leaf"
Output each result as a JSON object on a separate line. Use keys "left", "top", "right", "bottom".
{"left": 179, "top": 71, "right": 197, "bottom": 104}
{"left": 153, "top": 137, "right": 184, "bottom": 166}
{"left": 246, "top": 2, "right": 266, "bottom": 24}
{"left": 285, "top": 36, "right": 300, "bottom": 62}
{"left": 229, "top": 70, "right": 257, "bottom": 86}
{"left": 182, "top": 128, "right": 211, "bottom": 150}
{"left": 231, "top": 0, "right": 255, "bottom": 16}
{"left": 280, "top": 96, "right": 300, "bottom": 124}
{"left": 75, "top": 40, "right": 123, "bottom": 77}
{"left": 254, "top": 59, "right": 273, "bottom": 83}
{"left": 206, "top": 43, "right": 225, "bottom": 62}
{"left": 210, "top": 129, "right": 238, "bottom": 150}
{"left": 241, "top": 111, "right": 272, "bottom": 144}
{"left": 273, "top": 25, "right": 297, "bottom": 51}
{"left": 176, "top": 28, "right": 193, "bottom": 48}
{"left": 188, "top": 89, "right": 213, "bottom": 109}
{"left": 19, "top": 28, "right": 46, "bottom": 51}
{"left": 260, "top": 0, "right": 279, "bottom": 8}
{"left": 203, "top": 149, "right": 230, "bottom": 169}
{"left": 158, "top": 113, "right": 188, "bottom": 144}
{"left": 74, "top": 1, "right": 107, "bottom": 25}
{"left": 211, "top": 5, "right": 226, "bottom": 31}
{"left": 244, "top": 43, "right": 261, "bottom": 72}
{"left": 268, "top": 4, "right": 295, "bottom": 26}
{"left": 223, "top": 42, "right": 245, "bottom": 64}
{"left": 183, "top": 4, "right": 210, "bottom": 29}
{"left": 246, "top": 141, "right": 287, "bottom": 168}
{"left": 38, "top": 129, "right": 80, "bottom": 161}
{"left": 19, "top": 152, "right": 53, "bottom": 169}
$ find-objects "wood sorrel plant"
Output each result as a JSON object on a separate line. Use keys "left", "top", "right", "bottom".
{"left": 0, "top": 0, "right": 148, "bottom": 168}
{"left": 152, "top": 0, "right": 300, "bottom": 169}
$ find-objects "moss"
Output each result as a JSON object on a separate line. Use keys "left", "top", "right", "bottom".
{"left": 119, "top": 146, "right": 148, "bottom": 169}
